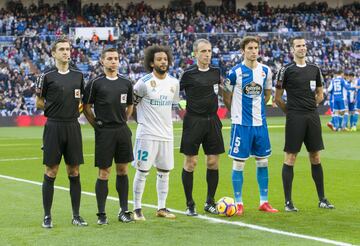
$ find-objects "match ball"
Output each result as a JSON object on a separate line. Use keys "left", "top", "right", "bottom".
{"left": 216, "top": 197, "right": 236, "bottom": 217}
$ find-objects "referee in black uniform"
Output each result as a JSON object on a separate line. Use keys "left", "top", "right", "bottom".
{"left": 83, "top": 48, "right": 134, "bottom": 224}
{"left": 275, "top": 36, "right": 334, "bottom": 212}
{"left": 36, "top": 38, "right": 87, "bottom": 228}
{"left": 180, "top": 39, "right": 225, "bottom": 216}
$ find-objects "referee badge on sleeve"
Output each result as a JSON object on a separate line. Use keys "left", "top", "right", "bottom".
{"left": 213, "top": 84, "right": 219, "bottom": 95}
{"left": 310, "top": 80, "right": 316, "bottom": 92}
{"left": 120, "top": 94, "right": 127, "bottom": 103}
{"left": 74, "top": 89, "right": 81, "bottom": 98}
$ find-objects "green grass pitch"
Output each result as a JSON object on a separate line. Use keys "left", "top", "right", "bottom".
{"left": 0, "top": 116, "right": 359, "bottom": 245}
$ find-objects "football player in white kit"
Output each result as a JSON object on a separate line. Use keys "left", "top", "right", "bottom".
{"left": 132, "top": 45, "right": 180, "bottom": 220}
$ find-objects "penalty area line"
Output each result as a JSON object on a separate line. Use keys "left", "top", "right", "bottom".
{"left": 0, "top": 174, "right": 353, "bottom": 246}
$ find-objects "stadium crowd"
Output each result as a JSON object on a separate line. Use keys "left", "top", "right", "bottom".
{"left": 0, "top": 1, "right": 359, "bottom": 116}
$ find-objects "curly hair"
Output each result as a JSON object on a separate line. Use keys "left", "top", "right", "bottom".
{"left": 143, "top": 45, "right": 173, "bottom": 72}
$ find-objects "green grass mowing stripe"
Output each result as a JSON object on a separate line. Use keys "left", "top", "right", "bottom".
{"left": 0, "top": 174, "right": 353, "bottom": 246}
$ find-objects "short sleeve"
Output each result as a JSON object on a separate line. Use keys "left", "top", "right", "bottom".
{"left": 133, "top": 79, "right": 147, "bottom": 98}
{"left": 226, "top": 68, "right": 237, "bottom": 85}
{"left": 83, "top": 79, "right": 96, "bottom": 104}
{"left": 173, "top": 80, "right": 180, "bottom": 104}
{"left": 127, "top": 81, "right": 134, "bottom": 105}
{"left": 265, "top": 68, "right": 273, "bottom": 90}
{"left": 179, "top": 71, "right": 189, "bottom": 91}
{"left": 316, "top": 67, "right": 324, "bottom": 87}
{"left": 36, "top": 73, "right": 47, "bottom": 97}
{"left": 275, "top": 66, "right": 286, "bottom": 89}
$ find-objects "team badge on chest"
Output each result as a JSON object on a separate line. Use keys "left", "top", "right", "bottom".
{"left": 150, "top": 80, "right": 157, "bottom": 91}
{"left": 74, "top": 89, "right": 81, "bottom": 98}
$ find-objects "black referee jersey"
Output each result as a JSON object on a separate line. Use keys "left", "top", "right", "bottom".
{"left": 36, "top": 67, "right": 84, "bottom": 120}
{"left": 180, "top": 65, "right": 221, "bottom": 116}
{"left": 83, "top": 74, "right": 133, "bottom": 125}
{"left": 276, "top": 62, "right": 324, "bottom": 112}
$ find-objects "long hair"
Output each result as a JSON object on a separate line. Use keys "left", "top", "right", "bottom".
{"left": 143, "top": 45, "right": 173, "bottom": 72}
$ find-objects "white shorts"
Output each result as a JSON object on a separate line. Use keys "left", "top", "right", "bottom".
{"left": 132, "top": 139, "right": 174, "bottom": 171}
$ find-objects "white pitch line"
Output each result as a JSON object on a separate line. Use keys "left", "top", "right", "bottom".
{"left": 0, "top": 174, "right": 353, "bottom": 246}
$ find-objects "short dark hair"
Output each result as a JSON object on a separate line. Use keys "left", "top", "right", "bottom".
{"left": 240, "top": 36, "right": 259, "bottom": 50}
{"left": 143, "top": 45, "right": 173, "bottom": 72}
{"left": 290, "top": 36, "right": 305, "bottom": 47}
{"left": 51, "top": 36, "right": 71, "bottom": 52}
{"left": 335, "top": 70, "right": 343, "bottom": 75}
{"left": 101, "top": 47, "right": 118, "bottom": 59}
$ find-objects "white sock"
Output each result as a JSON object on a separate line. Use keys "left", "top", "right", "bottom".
{"left": 133, "top": 170, "right": 148, "bottom": 210}
{"left": 156, "top": 171, "right": 169, "bottom": 210}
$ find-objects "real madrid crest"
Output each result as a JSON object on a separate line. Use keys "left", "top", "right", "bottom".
{"left": 150, "top": 80, "right": 157, "bottom": 91}
{"left": 170, "top": 86, "right": 175, "bottom": 93}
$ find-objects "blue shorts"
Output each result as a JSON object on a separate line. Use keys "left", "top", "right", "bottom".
{"left": 228, "top": 124, "right": 271, "bottom": 160}
{"left": 333, "top": 99, "right": 346, "bottom": 111}
{"left": 348, "top": 102, "right": 357, "bottom": 112}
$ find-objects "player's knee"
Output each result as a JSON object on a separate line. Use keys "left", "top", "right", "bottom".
{"left": 309, "top": 152, "right": 321, "bottom": 164}
{"left": 232, "top": 159, "right": 245, "bottom": 171}
{"left": 135, "top": 169, "right": 149, "bottom": 181}
{"left": 285, "top": 153, "right": 297, "bottom": 165}
{"left": 184, "top": 156, "right": 197, "bottom": 172}
{"left": 256, "top": 158, "right": 268, "bottom": 167}
{"left": 45, "top": 165, "right": 59, "bottom": 178}
{"left": 206, "top": 156, "right": 219, "bottom": 170}
{"left": 98, "top": 168, "right": 110, "bottom": 180}
{"left": 116, "top": 164, "right": 128, "bottom": 176}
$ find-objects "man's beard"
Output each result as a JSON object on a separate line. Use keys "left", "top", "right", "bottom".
{"left": 154, "top": 65, "right": 168, "bottom": 75}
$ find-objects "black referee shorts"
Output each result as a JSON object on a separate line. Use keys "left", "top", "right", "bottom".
{"left": 42, "top": 119, "right": 84, "bottom": 166}
{"left": 284, "top": 111, "right": 324, "bottom": 153}
{"left": 180, "top": 113, "right": 225, "bottom": 156}
{"left": 95, "top": 124, "right": 134, "bottom": 168}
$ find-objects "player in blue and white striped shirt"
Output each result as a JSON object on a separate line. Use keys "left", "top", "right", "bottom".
{"left": 222, "top": 36, "right": 278, "bottom": 216}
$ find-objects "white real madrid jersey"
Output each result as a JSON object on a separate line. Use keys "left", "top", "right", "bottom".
{"left": 134, "top": 72, "right": 180, "bottom": 141}
{"left": 226, "top": 62, "right": 272, "bottom": 126}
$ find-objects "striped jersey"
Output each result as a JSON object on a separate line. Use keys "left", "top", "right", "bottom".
{"left": 133, "top": 72, "right": 180, "bottom": 141}
{"left": 226, "top": 62, "right": 272, "bottom": 126}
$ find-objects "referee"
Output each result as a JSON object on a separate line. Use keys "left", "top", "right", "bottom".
{"left": 275, "top": 36, "right": 335, "bottom": 212}
{"left": 180, "top": 39, "right": 225, "bottom": 216}
{"left": 83, "top": 48, "right": 134, "bottom": 224}
{"left": 36, "top": 37, "right": 87, "bottom": 228}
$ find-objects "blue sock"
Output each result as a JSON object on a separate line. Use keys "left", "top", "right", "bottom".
{"left": 338, "top": 115, "right": 343, "bottom": 129}
{"left": 354, "top": 114, "right": 359, "bottom": 127}
{"left": 343, "top": 114, "right": 348, "bottom": 128}
{"left": 333, "top": 116, "right": 339, "bottom": 129}
{"left": 232, "top": 170, "right": 243, "bottom": 204}
{"left": 350, "top": 114, "right": 354, "bottom": 127}
{"left": 331, "top": 114, "right": 335, "bottom": 125}
{"left": 257, "top": 167, "right": 269, "bottom": 203}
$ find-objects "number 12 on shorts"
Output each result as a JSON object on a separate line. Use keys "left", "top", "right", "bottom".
{"left": 137, "top": 150, "right": 149, "bottom": 161}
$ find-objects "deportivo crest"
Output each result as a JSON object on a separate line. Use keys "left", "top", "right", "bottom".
{"left": 243, "top": 82, "right": 262, "bottom": 98}
{"left": 74, "top": 89, "right": 81, "bottom": 98}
